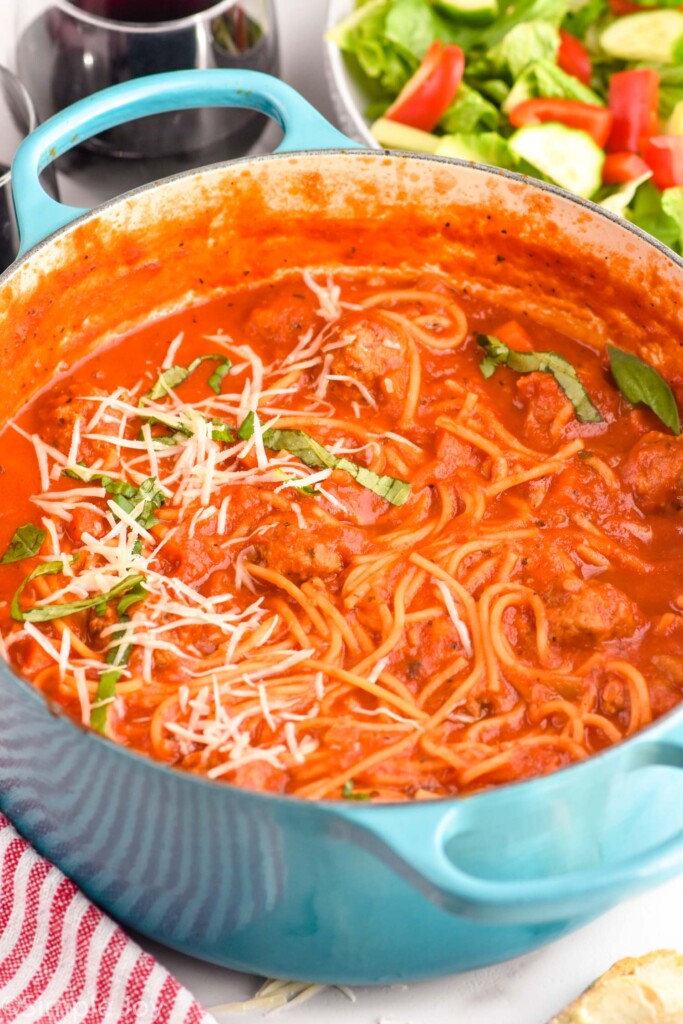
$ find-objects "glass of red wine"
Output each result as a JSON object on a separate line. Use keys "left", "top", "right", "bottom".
{"left": 15, "top": 0, "right": 278, "bottom": 165}
{"left": 0, "top": 64, "right": 59, "bottom": 271}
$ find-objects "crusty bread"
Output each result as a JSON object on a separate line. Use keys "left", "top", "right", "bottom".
{"left": 548, "top": 950, "right": 683, "bottom": 1023}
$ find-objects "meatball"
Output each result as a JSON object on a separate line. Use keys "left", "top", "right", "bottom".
{"left": 329, "top": 312, "right": 407, "bottom": 385}
{"left": 245, "top": 291, "right": 316, "bottom": 351}
{"left": 40, "top": 385, "right": 123, "bottom": 463}
{"left": 547, "top": 580, "right": 641, "bottom": 644}
{"left": 253, "top": 524, "right": 342, "bottom": 583}
{"left": 516, "top": 372, "right": 573, "bottom": 449}
{"left": 620, "top": 431, "right": 683, "bottom": 513}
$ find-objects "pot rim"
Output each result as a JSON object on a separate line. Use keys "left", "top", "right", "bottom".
{"left": 4, "top": 145, "right": 683, "bottom": 811}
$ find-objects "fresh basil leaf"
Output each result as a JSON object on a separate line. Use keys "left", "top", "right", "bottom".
{"left": 117, "top": 584, "right": 147, "bottom": 616}
{"left": 135, "top": 478, "right": 166, "bottom": 529}
{"left": 208, "top": 419, "right": 235, "bottom": 442}
{"left": 106, "top": 476, "right": 166, "bottom": 531}
{"left": 237, "top": 411, "right": 256, "bottom": 440}
{"left": 238, "top": 414, "right": 411, "bottom": 506}
{"left": 607, "top": 344, "right": 681, "bottom": 435}
{"left": 63, "top": 467, "right": 138, "bottom": 499}
{"left": 146, "top": 354, "right": 232, "bottom": 400}
{"left": 479, "top": 355, "right": 498, "bottom": 379}
{"left": 10, "top": 559, "right": 73, "bottom": 622}
{"left": 477, "top": 334, "right": 602, "bottom": 423}
{"left": 91, "top": 584, "right": 147, "bottom": 734}
{"left": 1, "top": 524, "right": 47, "bottom": 564}
{"left": 13, "top": 572, "right": 146, "bottom": 623}
{"left": 139, "top": 413, "right": 233, "bottom": 445}
{"left": 90, "top": 669, "right": 120, "bottom": 734}
{"left": 207, "top": 361, "right": 233, "bottom": 395}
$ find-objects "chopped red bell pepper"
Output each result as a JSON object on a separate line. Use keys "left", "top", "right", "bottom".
{"left": 558, "top": 31, "right": 592, "bottom": 87}
{"left": 494, "top": 321, "right": 534, "bottom": 351}
{"left": 642, "top": 135, "right": 683, "bottom": 189}
{"left": 602, "top": 151, "right": 651, "bottom": 184}
{"left": 608, "top": 0, "right": 643, "bottom": 14}
{"left": 607, "top": 69, "right": 660, "bottom": 153}
{"left": 508, "top": 98, "right": 613, "bottom": 148}
{"left": 384, "top": 41, "right": 465, "bottom": 133}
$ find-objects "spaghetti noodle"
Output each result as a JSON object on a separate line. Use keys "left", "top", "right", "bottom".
{"left": 1, "top": 267, "right": 682, "bottom": 800}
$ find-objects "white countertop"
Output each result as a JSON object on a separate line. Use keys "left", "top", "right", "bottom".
{"left": 6, "top": 1, "right": 683, "bottom": 1019}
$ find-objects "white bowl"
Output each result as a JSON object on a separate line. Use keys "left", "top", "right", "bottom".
{"left": 324, "top": 0, "right": 379, "bottom": 148}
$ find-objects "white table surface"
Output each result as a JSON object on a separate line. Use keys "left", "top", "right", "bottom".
{"left": 5, "top": 1, "right": 683, "bottom": 1020}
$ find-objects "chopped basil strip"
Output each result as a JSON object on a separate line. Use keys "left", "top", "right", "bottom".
{"left": 0, "top": 524, "right": 46, "bottom": 564}
{"left": 138, "top": 413, "right": 234, "bottom": 445}
{"left": 90, "top": 670, "right": 120, "bottom": 734}
{"left": 90, "top": 584, "right": 147, "bottom": 734}
{"left": 117, "top": 584, "right": 147, "bottom": 616}
{"left": 342, "top": 780, "right": 371, "bottom": 800}
{"left": 477, "top": 335, "right": 603, "bottom": 424}
{"left": 238, "top": 413, "right": 411, "bottom": 507}
{"left": 10, "top": 559, "right": 74, "bottom": 621}
{"left": 12, "top": 572, "right": 145, "bottom": 623}
{"left": 66, "top": 467, "right": 166, "bottom": 531}
{"left": 109, "top": 477, "right": 166, "bottom": 530}
{"left": 64, "top": 467, "right": 167, "bottom": 528}
{"left": 64, "top": 468, "right": 138, "bottom": 499}
{"left": 607, "top": 344, "right": 681, "bottom": 435}
{"left": 146, "top": 354, "right": 232, "bottom": 400}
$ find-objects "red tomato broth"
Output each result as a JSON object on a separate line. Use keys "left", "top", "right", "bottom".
{"left": 2, "top": 266, "right": 683, "bottom": 801}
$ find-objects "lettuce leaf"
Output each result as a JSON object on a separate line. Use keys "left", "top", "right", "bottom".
{"left": 329, "top": 1, "right": 413, "bottom": 95}
{"left": 627, "top": 181, "right": 682, "bottom": 251}
{"left": 652, "top": 65, "right": 683, "bottom": 120}
{"left": 661, "top": 186, "right": 683, "bottom": 249}
{"left": 385, "top": 0, "right": 438, "bottom": 60}
{"left": 487, "top": 21, "right": 560, "bottom": 78}
{"left": 562, "top": 0, "right": 608, "bottom": 38}
{"left": 502, "top": 59, "right": 604, "bottom": 113}
{"left": 439, "top": 82, "right": 501, "bottom": 132}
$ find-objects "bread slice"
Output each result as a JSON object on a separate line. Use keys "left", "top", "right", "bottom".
{"left": 548, "top": 950, "right": 683, "bottom": 1023}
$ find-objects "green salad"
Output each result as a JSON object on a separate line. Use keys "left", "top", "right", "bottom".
{"left": 328, "top": 0, "right": 683, "bottom": 253}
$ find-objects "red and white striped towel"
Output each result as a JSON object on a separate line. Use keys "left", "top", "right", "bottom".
{"left": 0, "top": 814, "right": 216, "bottom": 1024}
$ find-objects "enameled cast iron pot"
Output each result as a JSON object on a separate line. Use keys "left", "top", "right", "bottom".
{"left": 3, "top": 71, "right": 683, "bottom": 985}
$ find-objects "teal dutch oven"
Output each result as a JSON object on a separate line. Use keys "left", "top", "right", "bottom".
{"left": 2, "top": 70, "right": 683, "bottom": 985}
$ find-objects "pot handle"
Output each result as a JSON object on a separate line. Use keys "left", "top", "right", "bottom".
{"left": 12, "top": 69, "right": 361, "bottom": 256}
{"left": 339, "top": 738, "right": 683, "bottom": 925}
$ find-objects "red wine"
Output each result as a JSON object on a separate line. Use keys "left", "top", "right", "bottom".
{"left": 70, "top": 0, "right": 218, "bottom": 22}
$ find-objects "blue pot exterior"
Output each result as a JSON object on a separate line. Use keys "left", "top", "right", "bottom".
{"left": 3, "top": 669, "right": 683, "bottom": 984}
{"left": 4, "top": 71, "right": 683, "bottom": 983}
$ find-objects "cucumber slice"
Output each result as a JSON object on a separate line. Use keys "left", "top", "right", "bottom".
{"left": 434, "top": 0, "right": 498, "bottom": 25}
{"left": 508, "top": 123, "right": 605, "bottom": 198}
{"left": 436, "top": 132, "right": 516, "bottom": 169}
{"left": 371, "top": 118, "right": 441, "bottom": 154}
{"left": 599, "top": 10, "right": 683, "bottom": 64}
